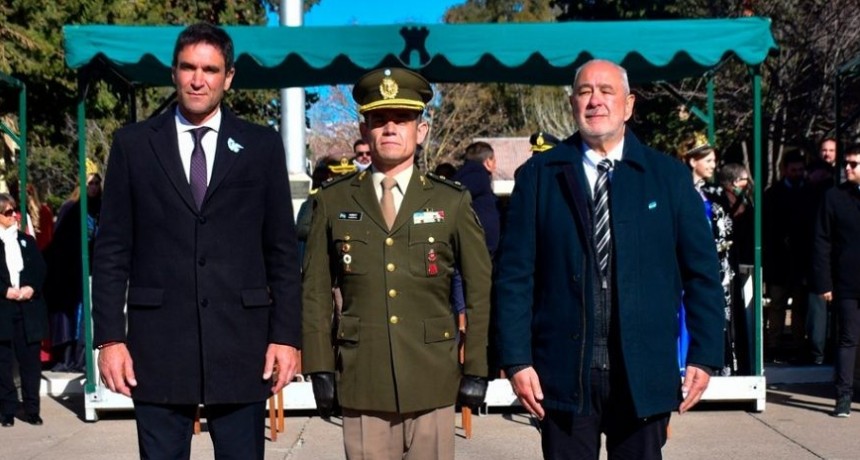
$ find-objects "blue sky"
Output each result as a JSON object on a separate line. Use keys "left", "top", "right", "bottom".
{"left": 268, "top": 0, "right": 464, "bottom": 26}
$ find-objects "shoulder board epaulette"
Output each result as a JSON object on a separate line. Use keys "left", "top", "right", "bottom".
{"left": 425, "top": 172, "right": 465, "bottom": 191}
{"left": 319, "top": 171, "right": 359, "bottom": 189}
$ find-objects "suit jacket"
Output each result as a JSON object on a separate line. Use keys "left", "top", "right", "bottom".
{"left": 302, "top": 169, "right": 492, "bottom": 413}
{"left": 811, "top": 182, "right": 860, "bottom": 299}
{"left": 494, "top": 130, "right": 724, "bottom": 418}
{"left": 762, "top": 179, "right": 815, "bottom": 285}
{"left": 0, "top": 232, "right": 47, "bottom": 342}
{"left": 453, "top": 160, "right": 500, "bottom": 255}
{"left": 92, "top": 106, "right": 301, "bottom": 405}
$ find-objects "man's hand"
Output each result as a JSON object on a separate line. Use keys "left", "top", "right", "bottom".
{"left": 310, "top": 372, "right": 336, "bottom": 418}
{"left": 5, "top": 287, "right": 20, "bottom": 301}
{"left": 98, "top": 343, "right": 137, "bottom": 397}
{"left": 263, "top": 343, "right": 299, "bottom": 394}
{"left": 457, "top": 375, "right": 488, "bottom": 411}
{"left": 679, "top": 365, "right": 711, "bottom": 414}
{"left": 820, "top": 291, "right": 833, "bottom": 302}
{"left": 509, "top": 366, "right": 545, "bottom": 420}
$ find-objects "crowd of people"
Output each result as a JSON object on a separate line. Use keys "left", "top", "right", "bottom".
{"left": 1, "top": 20, "right": 857, "bottom": 460}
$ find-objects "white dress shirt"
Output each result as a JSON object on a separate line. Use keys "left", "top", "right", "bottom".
{"left": 175, "top": 108, "right": 221, "bottom": 185}
{"left": 582, "top": 139, "right": 625, "bottom": 198}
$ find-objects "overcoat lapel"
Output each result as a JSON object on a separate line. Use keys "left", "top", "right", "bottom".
{"left": 610, "top": 131, "right": 646, "bottom": 225}
{"left": 204, "top": 108, "right": 242, "bottom": 207}
{"left": 149, "top": 110, "right": 198, "bottom": 213}
{"left": 559, "top": 141, "right": 592, "bottom": 241}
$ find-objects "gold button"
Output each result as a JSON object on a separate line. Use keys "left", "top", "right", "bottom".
{"left": 385, "top": 237, "right": 394, "bottom": 246}
{"left": 443, "top": 331, "right": 451, "bottom": 339}
{"left": 428, "top": 236, "right": 435, "bottom": 243}
{"left": 344, "top": 235, "right": 351, "bottom": 241}
{"left": 390, "top": 315, "right": 399, "bottom": 324}
{"left": 388, "top": 289, "right": 397, "bottom": 298}
{"left": 386, "top": 263, "right": 396, "bottom": 272}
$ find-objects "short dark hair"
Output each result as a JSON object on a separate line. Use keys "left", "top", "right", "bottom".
{"left": 464, "top": 141, "right": 494, "bottom": 162}
{"left": 819, "top": 137, "right": 837, "bottom": 147}
{"left": 844, "top": 144, "right": 860, "bottom": 156}
{"left": 718, "top": 163, "right": 749, "bottom": 186}
{"left": 353, "top": 139, "right": 369, "bottom": 151}
{"left": 172, "top": 23, "right": 235, "bottom": 71}
{"left": 780, "top": 150, "right": 806, "bottom": 169}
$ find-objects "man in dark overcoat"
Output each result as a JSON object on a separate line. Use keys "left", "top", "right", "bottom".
{"left": 494, "top": 59, "right": 724, "bottom": 459}
{"left": 91, "top": 23, "right": 301, "bottom": 459}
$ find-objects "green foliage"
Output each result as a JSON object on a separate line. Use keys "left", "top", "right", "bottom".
{"left": 0, "top": 0, "right": 320, "bottom": 208}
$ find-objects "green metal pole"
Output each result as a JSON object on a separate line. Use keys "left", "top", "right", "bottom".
{"left": 706, "top": 75, "right": 715, "bottom": 145}
{"left": 78, "top": 76, "right": 95, "bottom": 394}
{"left": 752, "top": 67, "right": 763, "bottom": 377}
{"left": 17, "top": 84, "right": 28, "bottom": 230}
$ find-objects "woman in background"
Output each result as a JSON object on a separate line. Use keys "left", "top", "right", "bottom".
{"left": 678, "top": 133, "right": 737, "bottom": 376}
{"left": 0, "top": 193, "right": 47, "bottom": 426}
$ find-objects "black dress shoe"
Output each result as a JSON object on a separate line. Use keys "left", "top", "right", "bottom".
{"left": 25, "top": 414, "right": 43, "bottom": 426}
{"left": 1, "top": 415, "right": 13, "bottom": 427}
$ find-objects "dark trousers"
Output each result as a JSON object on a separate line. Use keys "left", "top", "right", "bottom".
{"left": 835, "top": 298, "right": 860, "bottom": 397}
{"left": 539, "top": 369, "right": 669, "bottom": 460}
{"left": 806, "top": 292, "right": 829, "bottom": 363}
{"left": 0, "top": 305, "right": 42, "bottom": 416}
{"left": 134, "top": 400, "right": 266, "bottom": 460}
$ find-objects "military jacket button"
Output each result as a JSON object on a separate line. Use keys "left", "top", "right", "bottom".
{"left": 390, "top": 315, "right": 399, "bottom": 324}
{"left": 443, "top": 331, "right": 450, "bottom": 339}
{"left": 386, "top": 263, "right": 396, "bottom": 272}
{"left": 385, "top": 237, "right": 394, "bottom": 246}
{"left": 428, "top": 236, "right": 435, "bottom": 243}
{"left": 388, "top": 289, "right": 397, "bottom": 298}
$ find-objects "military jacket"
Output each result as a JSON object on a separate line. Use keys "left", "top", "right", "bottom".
{"left": 302, "top": 168, "right": 491, "bottom": 413}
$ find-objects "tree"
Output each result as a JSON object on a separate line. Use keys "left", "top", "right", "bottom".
{"left": 0, "top": 0, "right": 320, "bottom": 205}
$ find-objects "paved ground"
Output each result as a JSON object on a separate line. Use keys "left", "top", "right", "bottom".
{"left": 0, "top": 382, "right": 858, "bottom": 459}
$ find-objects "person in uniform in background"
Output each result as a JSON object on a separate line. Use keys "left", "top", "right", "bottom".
{"left": 302, "top": 67, "right": 492, "bottom": 459}
{"left": 529, "top": 131, "right": 561, "bottom": 155}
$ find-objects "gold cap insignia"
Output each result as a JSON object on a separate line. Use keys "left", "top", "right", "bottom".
{"left": 380, "top": 69, "right": 399, "bottom": 100}
{"left": 328, "top": 156, "right": 357, "bottom": 175}
{"left": 536, "top": 133, "right": 545, "bottom": 147}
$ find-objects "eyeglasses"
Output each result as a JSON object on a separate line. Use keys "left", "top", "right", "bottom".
{"left": 355, "top": 150, "right": 371, "bottom": 157}
{"left": 1, "top": 209, "right": 15, "bottom": 217}
{"left": 846, "top": 160, "right": 860, "bottom": 169}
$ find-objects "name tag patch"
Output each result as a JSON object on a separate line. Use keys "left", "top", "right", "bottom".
{"left": 338, "top": 211, "right": 363, "bottom": 221}
{"left": 413, "top": 210, "right": 445, "bottom": 224}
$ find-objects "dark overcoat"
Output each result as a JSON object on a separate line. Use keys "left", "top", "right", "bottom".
{"left": 0, "top": 232, "right": 47, "bottom": 342}
{"left": 494, "top": 130, "right": 724, "bottom": 418}
{"left": 302, "top": 169, "right": 492, "bottom": 413}
{"left": 92, "top": 107, "right": 301, "bottom": 405}
{"left": 811, "top": 182, "right": 860, "bottom": 299}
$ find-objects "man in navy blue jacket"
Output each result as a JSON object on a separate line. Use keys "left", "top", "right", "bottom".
{"left": 494, "top": 59, "right": 724, "bottom": 459}
{"left": 453, "top": 141, "right": 500, "bottom": 256}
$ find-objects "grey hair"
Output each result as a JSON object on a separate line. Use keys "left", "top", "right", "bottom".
{"left": 573, "top": 59, "right": 631, "bottom": 95}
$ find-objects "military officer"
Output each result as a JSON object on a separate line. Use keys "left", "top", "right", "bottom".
{"left": 302, "top": 67, "right": 492, "bottom": 459}
{"left": 529, "top": 131, "right": 561, "bottom": 154}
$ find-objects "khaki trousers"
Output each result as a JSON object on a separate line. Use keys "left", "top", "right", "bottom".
{"left": 342, "top": 405, "right": 455, "bottom": 460}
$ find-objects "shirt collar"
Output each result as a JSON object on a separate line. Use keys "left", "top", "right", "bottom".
{"left": 582, "top": 138, "right": 625, "bottom": 169}
{"left": 175, "top": 107, "right": 222, "bottom": 134}
{"left": 371, "top": 165, "right": 413, "bottom": 193}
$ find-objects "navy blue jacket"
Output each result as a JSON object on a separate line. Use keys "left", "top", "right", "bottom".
{"left": 493, "top": 130, "right": 724, "bottom": 418}
{"left": 453, "top": 160, "right": 500, "bottom": 255}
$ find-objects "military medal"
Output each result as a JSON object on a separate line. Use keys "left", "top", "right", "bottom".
{"left": 342, "top": 242, "right": 352, "bottom": 273}
{"left": 427, "top": 248, "right": 438, "bottom": 277}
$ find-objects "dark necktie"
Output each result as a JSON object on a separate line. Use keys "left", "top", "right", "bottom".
{"left": 380, "top": 177, "right": 397, "bottom": 230}
{"left": 594, "top": 159, "right": 613, "bottom": 279}
{"left": 190, "top": 127, "right": 209, "bottom": 210}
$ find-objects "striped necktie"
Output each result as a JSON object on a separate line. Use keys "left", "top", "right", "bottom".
{"left": 594, "top": 159, "right": 613, "bottom": 279}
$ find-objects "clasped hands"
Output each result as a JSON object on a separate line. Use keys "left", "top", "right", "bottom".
{"left": 5, "top": 286, "right": 34, "bottom": 301}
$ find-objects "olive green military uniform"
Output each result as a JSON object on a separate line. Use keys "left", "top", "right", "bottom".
{"left": 302, "top": 168, "right": 491, "bottom": 413}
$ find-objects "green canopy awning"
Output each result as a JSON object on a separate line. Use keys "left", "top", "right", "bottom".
{"left": 64, "top": 17, "right": 776, "bottom": 88}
